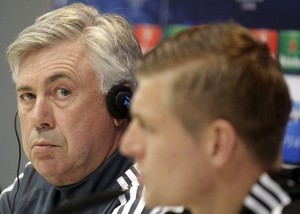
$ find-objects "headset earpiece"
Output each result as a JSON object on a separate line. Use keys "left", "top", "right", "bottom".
{"left": 106, "top": 85, "right": 132, "bottom": 120}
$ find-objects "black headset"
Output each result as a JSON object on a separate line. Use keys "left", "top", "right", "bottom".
{"left": 106, "top": 85, "right": 132, "bottom": 120}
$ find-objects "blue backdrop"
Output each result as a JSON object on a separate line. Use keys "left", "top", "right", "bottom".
{"left": 55, "top": 0, "right": 300, "bottom": 29}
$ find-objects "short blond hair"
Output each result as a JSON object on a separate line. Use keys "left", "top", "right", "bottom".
{"left": 138, "top": 22, "right": 291, "bottom": 170}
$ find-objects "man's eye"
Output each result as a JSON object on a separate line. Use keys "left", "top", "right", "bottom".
{"left": 20, "top": 93, "right": 36, "bottom": 101}
{"left": 56, "top": 88, "right": 71, "bottom": 98}
{"left": 138, "top": 119, "right": 154, "bottom": 133}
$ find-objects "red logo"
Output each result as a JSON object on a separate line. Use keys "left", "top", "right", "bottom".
{"left": 289, "top": 39, "right": 297, "bottom": 53}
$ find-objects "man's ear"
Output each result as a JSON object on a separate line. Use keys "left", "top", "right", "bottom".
{"left": 207, "top": 119, "right": 237, "bottom": 167}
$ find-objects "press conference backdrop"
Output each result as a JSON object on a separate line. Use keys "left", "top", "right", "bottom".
{"left": 55, "top": 0, "right": 300, "bottom": 166}
{"left": 1, "top": 0, "right": 300, "bottom": 190}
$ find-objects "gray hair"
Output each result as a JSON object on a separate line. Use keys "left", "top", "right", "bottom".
{"left": 6, "top": 3, "right": 142, "bottom": 94}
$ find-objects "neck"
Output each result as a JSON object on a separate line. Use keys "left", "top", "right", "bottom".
{"left": 191, "top": 146, "right": 264, "bottom": 214}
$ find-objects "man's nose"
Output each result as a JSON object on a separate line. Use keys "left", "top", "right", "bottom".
{"left": 120, "top": 120, "right": 144, "bottom": 159}
{"left": 31, "top": 98, "right": 54, "bottom": 131}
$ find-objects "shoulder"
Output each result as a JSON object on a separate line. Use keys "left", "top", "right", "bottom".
{"left": 0, "top": 162, "right": 36, "bottom": 197}
{"left": 242, "top": 172, "right": 292, "bottom": 214}
{"left": 112, "top": 164, "right": 145, "bottom": 213}
{"left": 117, "top": 163, "right": 140, "bottom": 189}
{"left": 0, "top": 162, "right": 49, "bottom": 212}
{"left": 112, "top": 164, "right": 188, "bottom": 214}
{"left": 271, "top": 167, "right": 300, "bottom": 214}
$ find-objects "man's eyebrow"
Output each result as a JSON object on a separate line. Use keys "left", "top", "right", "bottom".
{"left": 45, "top": 72, "right": 71, "bottom": 85}
{"left": 16, "top": 72, "right": 72, "bottom": 93}
{"left": 16, "top": 85, "right": 32, "bottom": 93}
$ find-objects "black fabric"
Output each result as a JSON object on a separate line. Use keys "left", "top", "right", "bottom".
{"left": 282, "top": 198, "right": 300, "bottom": 214}
{"left": 240, "top": 206, "right": 253, "bottom": 214}
{"left": 241, "top": 168, "right": 300, "bottom": 214}
{"left": 269, "top": 168, "right": 300, "bottom": 200}
{"left": 166, "top": 209, "right": 191, "bottom": 214}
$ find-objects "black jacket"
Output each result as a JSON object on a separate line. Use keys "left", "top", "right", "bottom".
{"left": 0, "top": 150, "right": 150, "bottom": 214}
